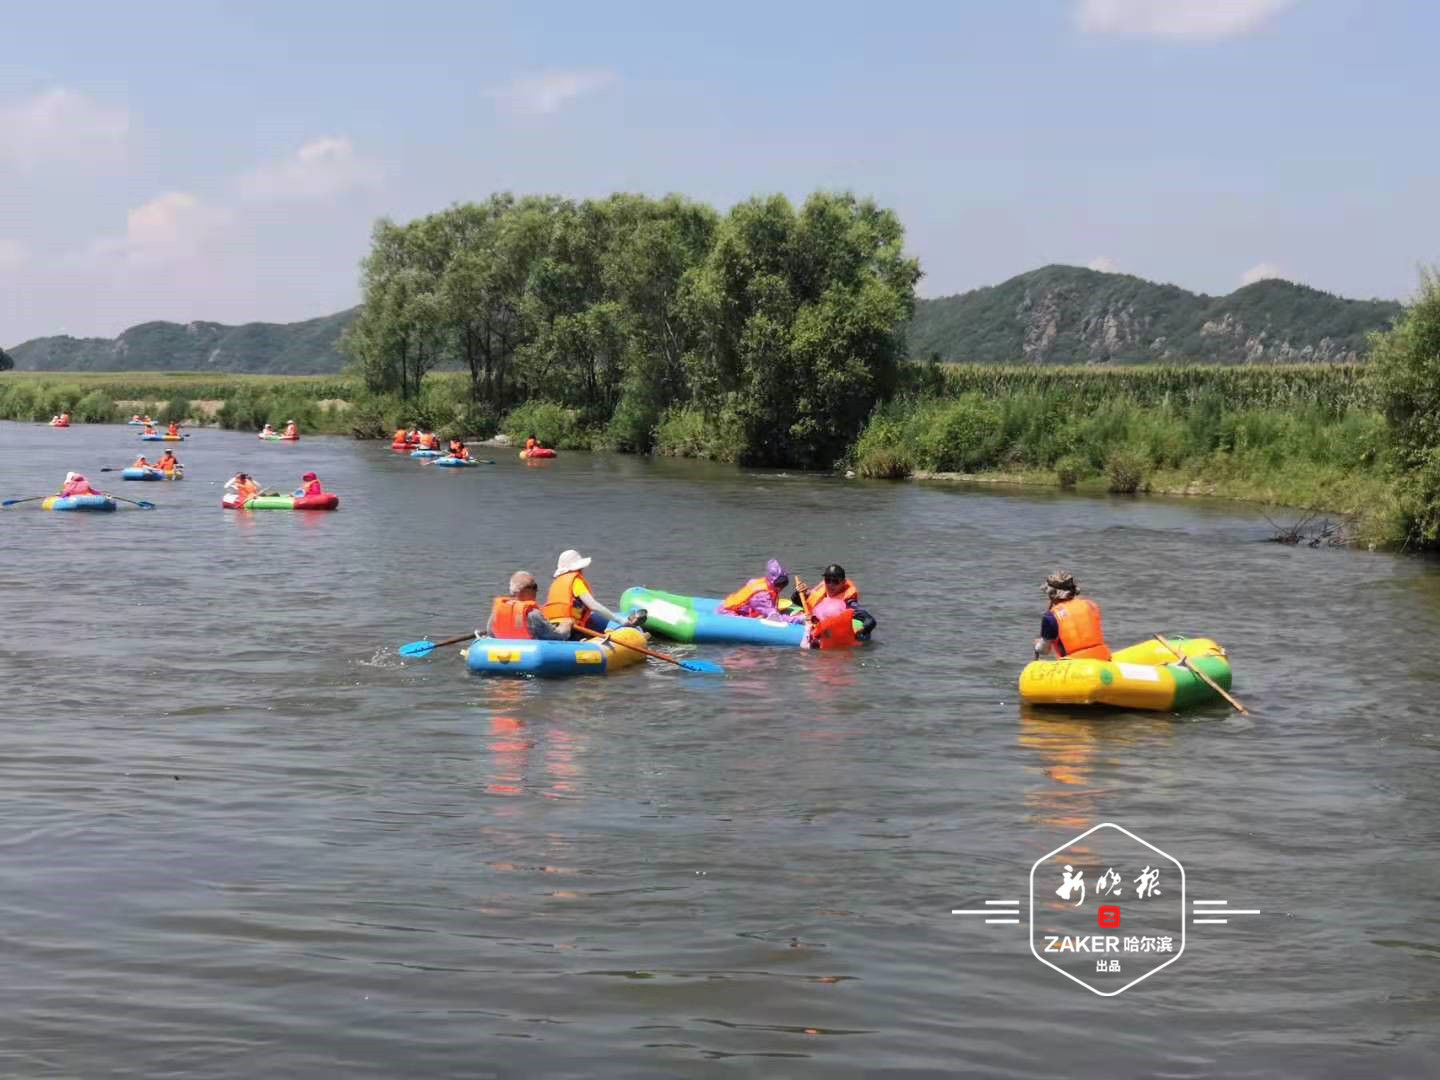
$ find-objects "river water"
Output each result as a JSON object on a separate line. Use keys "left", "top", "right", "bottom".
{"left": 0, "top": 420, "right": 1436, "bottom": 1078}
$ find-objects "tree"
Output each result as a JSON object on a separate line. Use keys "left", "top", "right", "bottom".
{"left": 1371, "top": 268, "right": 1440, "bottom": 546}
{"left": 681, "top": 192, "right": 921, "bottom": 467}
{"left": 0, "top": 345, "right": 13, "bottom": 372}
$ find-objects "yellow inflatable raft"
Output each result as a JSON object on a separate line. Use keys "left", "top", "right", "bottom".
{"left": 1018, "top": 636, "right": 1232, "bottom": 712}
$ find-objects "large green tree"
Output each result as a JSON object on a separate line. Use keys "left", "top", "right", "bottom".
{"left": 681, "top": 192, "right": 921, "bottom": 467}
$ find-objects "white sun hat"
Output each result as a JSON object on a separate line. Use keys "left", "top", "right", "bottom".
{"left": 65, "top": 471, "right": 78, "bottom": 483}
{"left": 554, "top": 549, "right": 592, "bottom": 577}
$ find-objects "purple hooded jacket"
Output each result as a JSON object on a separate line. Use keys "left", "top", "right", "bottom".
{"left": 725, "top": 559, "right": 804, "bottom": 622}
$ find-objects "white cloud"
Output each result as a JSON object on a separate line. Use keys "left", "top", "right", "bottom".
{"left": 1077, "top": 0, "right": 1297, "bottom": 40}
{"left": 0, "top": 87, "right": 129, "bottom": 169}
{"left": 1088, "top": 256, "right": 1120, "bottom": 272}
{"left": 239, "top": 136, "right": 376, "bottom": 201}
{"left": 88, "top": 192, "right": 233, "bottom": 266}
{"left": 1240, "top": 261, "right": 1286, "bottom": 286}
{"left": 491, "top": 68, "right": 618, "bottom": 115}
{"left": 0, "top": 238, "right": 28, "bottom": 271}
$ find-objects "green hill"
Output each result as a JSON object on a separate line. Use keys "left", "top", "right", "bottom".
{"left": 908, "top": 265, "right": 1401, "bottom": 365}
{"left": 7, "top": 308, "right": 358, "bottom": 373}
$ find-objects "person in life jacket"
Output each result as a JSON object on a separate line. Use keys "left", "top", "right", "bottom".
{"left": 486, "top": 571, "right": 572, "bottom": 640}
{"left": 544, "top": 549, "right": 642, "bottom": 638}
{"left": 448, "top": 438, "right": 470, "bottom": 460}
{"left": 720, "top": 559, "right": 803, "bottom": 621}
{"left": 166, "top": 421, "right": 181, "bottom": 437}
{"left": 794, "top": 564, "right": 877, "bottom": 643}
{"left": 283, "top": 420, "right": 297, "bottom": 438}
{"left": 132, "top": 454, "right": 155, "bottom": 469}
{"left": 226, "top": 472, "right": 263, "bottom": 504}
{"left": 524, "top": 435, "right": 538, "bottom": 453}
{"left": 297, "top": 471, "right": 324, "bottom": 497}
{"left": 260, "top": 423, "right": 276, "bottom": 438}
{"left": 1034, "top": 569, "right": 1111, "bottom": 661}
{"left": 392, "top": 427, "right": 408, "bottom": 445}
{"left": 143, "top": 423, "right": 158, "bottom": 436}
{"left": 130, "top": 415, "right": 143, "bottom": 424}
{"left": 156, "top": 449, "right": 181, "bottom": 473}
{"left": 59, "top": 472, "right": 100, "bottom": 498}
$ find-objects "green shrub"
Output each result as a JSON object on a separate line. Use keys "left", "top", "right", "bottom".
{"left": 158, "top": 396, "right": 191, "bottom": 424}
{"left": 1105, "top": 448, "right": 1148, "bottom": 494}
{"left": 501, "top": 400, "right": 587, "bottom": 450}
{"left": 71, "top": 389, "right": 117, "bottom": 424}
{"left": 1055, "top": 454, "right": 1086, "bottom": 489}
{"left": 852, "top": 413, "right": 915, "bottom": 478}
{"left": 917, "top": 393, "right": 1003, "bottom": 471}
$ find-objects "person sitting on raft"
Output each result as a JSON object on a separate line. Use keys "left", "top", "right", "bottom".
{"left": 296, "top": 471, "right": 324, "bottom": 497}
{"left": 448, "top": 438, "right": 470, "bottom": 460}
{"left": 156, "top": 449, "right": 181, "bottom": 473}
{"left": 132, "top": 454, "right": 155, "bottom": 469}
{"left": 545, "top": 549, "right": 644, "bottom": 638}
{"left": 283, "top": 420, "right": 297, "bottom": 439}
{"left": 260, "top": 422, "right": 277, "bottom": 438}
{"left": 166, "top": 421, "right": 181, "bottom": 437}
{"left": 225, "top": 472, "right": 263, "bottom": 504}
{"left": 1034, "top": 569, "right": 1110, "bottom": 661}
{"left": 142, "top": 423, "right": 158, "bottom": 436}
{"left": 795, "top": 564, "right": 878, "bottom": 642}
{"left": 130, "top": 414, "right": 144, "bottom": 424}
{"left": 487, "top": 571, "right": 573, "bottom": 640}
{"left": 720, "top": 559, "right": 804, "bottom": 621}
{"left": 525, "top": 435, "right": 538, "bottom": 453}
{"left": 59, "top": 472, "right": 101, "bottom": 498}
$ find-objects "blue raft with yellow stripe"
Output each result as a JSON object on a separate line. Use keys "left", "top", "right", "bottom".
{"left": 464, "top": 626, "right": 649, "bottom": 677}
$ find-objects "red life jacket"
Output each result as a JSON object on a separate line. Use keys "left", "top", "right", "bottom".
{"left": 720, "top": 577, "right": 776, "bottom": 616}
{"left": 808, "top": 595, "right": 859, "bottom": 649}
{"left": 491, "top": 596, "right": 537, "bottom": 639}
{"left": 1052, "top": 597, "right": 1110, "bottom": 660}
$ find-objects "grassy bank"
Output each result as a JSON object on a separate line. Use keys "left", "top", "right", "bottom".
{"left": 852, "top": 364, "right": 1403, "bottom": 543}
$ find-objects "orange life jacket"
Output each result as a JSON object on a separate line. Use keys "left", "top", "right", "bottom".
{"left": 806, "top": 581, "right": 859, "bottom": 610}
{"left": 236, "top": 480, "right": 261, "bottom": 502}
{"left": 133, "top": 457, "right": 151, "bottom": 468}
{"left": 158, "top": 456, "right": 178, "bottom": 471}
{"left": 394, "top": 428, "right": 407, "bottom": 442}
{"left": 449, "top": 440, "right": 464, "bottom": 455}
{"left": 1052, "top": 597, "right": 1110, "bottom": 660}
{"left": 490, "top": 596, "right": 537, "bottom": 639}
{"left": 808, "top": 595, "right": 859, "bottom": 649}
{"left": 283, "top": 423, "right": 297, "bottom": 437}
{"left": 544, "top": 571, "right": 585, "bottom": 623}
{"left": 143, "top": 426, "right": 157, "bottom": 435}
{"left": 525, "top": 437, "right": 537, "bottom": 451}
{"left": 167, "top": 423, "right": 180, "bottom": 436}
{"left": 720, "top": 577, "right": 777, "bottom": 615}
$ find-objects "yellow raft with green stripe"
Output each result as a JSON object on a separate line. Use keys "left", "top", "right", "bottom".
{"left": 1018, "top": 636, "right": 1232, "bottom": 712}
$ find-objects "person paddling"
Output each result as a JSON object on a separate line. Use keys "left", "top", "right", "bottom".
{"left": 132, "top": 454, "right": 155, "bottom": 469}
{"left": 156, "top": 449, "right": 181, "bottom": 473}
{"left": 487, "top": 571, "right": 573, "bottom": 640}
{"left": 1034, "top": 570, "right": 1110, "bottom": 660}
{"left": 225, "top": 472, "right": 263, "bottom": 504}
{"left": 142, "top": 422, "right": 158, "bottom": 436}
{"left": 59, "top": 472, "right": 101, "bottom": 498}
{"left": 166, "top": 420, "right": 181, "bottom": 437}
{"left": 544, "top": 549, "right": 642, "bottom": 638}
{"left": 448, "top": 438, "right": 470, "bottom": 460}
{"left": 283, "top": 419, "right": 298, "bottom": 439}
{"left": 297, "top": 471, "right": 324, "bottom": 497}
{"left": 260, "top": 422, "right": 277, "bottom": 438}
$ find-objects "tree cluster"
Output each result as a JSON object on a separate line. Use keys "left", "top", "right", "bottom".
{"left": 341, "top": 191, "right": 920, "bottom": 466}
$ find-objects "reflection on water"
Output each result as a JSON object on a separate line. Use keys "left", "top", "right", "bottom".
{"left": 0, "top": 422, "right": 1436, "bottom": 1079}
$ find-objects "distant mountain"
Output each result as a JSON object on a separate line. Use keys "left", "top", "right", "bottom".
{"left": 908, "top": 265, "right": 1401, "bottom": 365}
{"left": 7, "top": 308, "right": 358, "bottom": 373}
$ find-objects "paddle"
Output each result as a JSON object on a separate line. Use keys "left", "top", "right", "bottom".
{"left": 398, "top": 631, "right": 478, "bottom": 658}
{"left": 1, "top": 496, "right": 46, "bottom": 507}
{"left": 574, "top": 624, "right": 724, "bottom": 674}
{"left": 105, "top": 493, "right": 157, "bottom": 510}
{"left": 1153, "top": 633, "right": 1249, "bottom": 715}
{"left": 102, "top": 466, "right": 182, "bottom": 473}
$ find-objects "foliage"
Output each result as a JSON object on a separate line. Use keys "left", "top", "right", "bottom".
{"left": 499, "top": 400, "right": 589, "bottom": 450}
{"left": 1055, "top": 454, "right": 1086, "bottom": 489}
{"left": 158, "top": 396, "right": 191, "bottom": 424}
{"left": 1105, "top": 448, "right": 1149, "bottom": 494}
{"left": 908, "top": 264, "right": 1400, "bottom": 365}
{"left": 653, "top": 405, "right": 745, "bottom": 462}
{"left": 0, "top": 345, "right": 12, "bottom": 372}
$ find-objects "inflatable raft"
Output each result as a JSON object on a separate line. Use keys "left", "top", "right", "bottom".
{"left": 465, "top": 626, "right": 648, "bottom": 677}
{"left": 42, "top": 494, "right": 117, "bottom": 512}
{"left": 617, "top": 587, "right": 803, "bottom": 646}
{"left": 49, "top": 419, "right": 70, "bottom": 428}
{"left": 519, "top": 447, "right": 556, "bottom": 459}
{"left": 410, "top": 449, "right": 442, "bottom": 459}
{"left": 259, "top": 433, "right": 299, "bottom": 441}
{"left": 1018, "top": 636, "right": 1232, "bottom": 712}
{"left": 121, "top": 467, "right": 182, "bottom": 481}
{"left": 127, "top": 419, "right": 152, "bottom": 426}
{"left": 140, "top": 433, "right": 186, "bottom": 441}
{"left": 432, "top": 456, "right": 480, "bottom": 468}
{"left": 222, "top": 493, "right": 340, "bottom": 511}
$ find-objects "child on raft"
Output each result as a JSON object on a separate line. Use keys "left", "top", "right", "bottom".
{"left": 59, "top": 472, "right": 101, "bottom": 498}
{"left": 295, "top": 472, "right": 325, "bottom": 497}
{"left": 719, "top": 559, "right": 805, "bottom": 622}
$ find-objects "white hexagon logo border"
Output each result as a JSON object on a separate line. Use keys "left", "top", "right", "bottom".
{"left": 1029, "top": 821, "right": 1186, "bottom": 996}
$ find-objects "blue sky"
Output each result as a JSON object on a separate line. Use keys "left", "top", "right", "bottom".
{"left": 2, "top": 0, "right": 1436, "bottom": 343}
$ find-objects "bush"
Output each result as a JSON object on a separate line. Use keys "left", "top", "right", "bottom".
{"left": 1105, "top": 448, "right": 1148, "bottom": 494}
{"left": 71, "top": 389, "right": 117, "bottom": 424}
{"left": 653, "top": 405, "right": 743, "bottom": 461}
{"left": 158, "top": 396, "right": 191, "bottom": 424}
{"left": 852, "top": 413, "right": 915, "bottom": 478}
{"left": 501, "top": 400, "right": 588, "bottom": 450}
{"left": 917, "top": 393, "right": 1003, "bottom": 471}
{"left": 1055, "top": 454, "right": 1086, "bottom": 489}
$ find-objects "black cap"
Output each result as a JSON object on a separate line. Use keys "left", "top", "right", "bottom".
{"left": 822, "top": 563, "right": 845, "bottom": 582}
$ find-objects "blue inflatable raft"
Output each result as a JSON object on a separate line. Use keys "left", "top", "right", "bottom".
{"left": 139, "top": 433, "right": 187, "bottom": 441}
{"left": 619, "top": 587, "right": 807, "bottom": 646}
{"left": 410, "top": 449, "right": 442, "bottom": 459}
{"left": 41, "top": 494, "right": 117, "bottom": 512}
{"left": 432, "top": 456, "right": 479, "bottom": 467}
{"left": 121, "top": 467, "right": 182, "bottom": 481}
{"left": 465, "top": 627, "right": 649, "bottom": 677}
